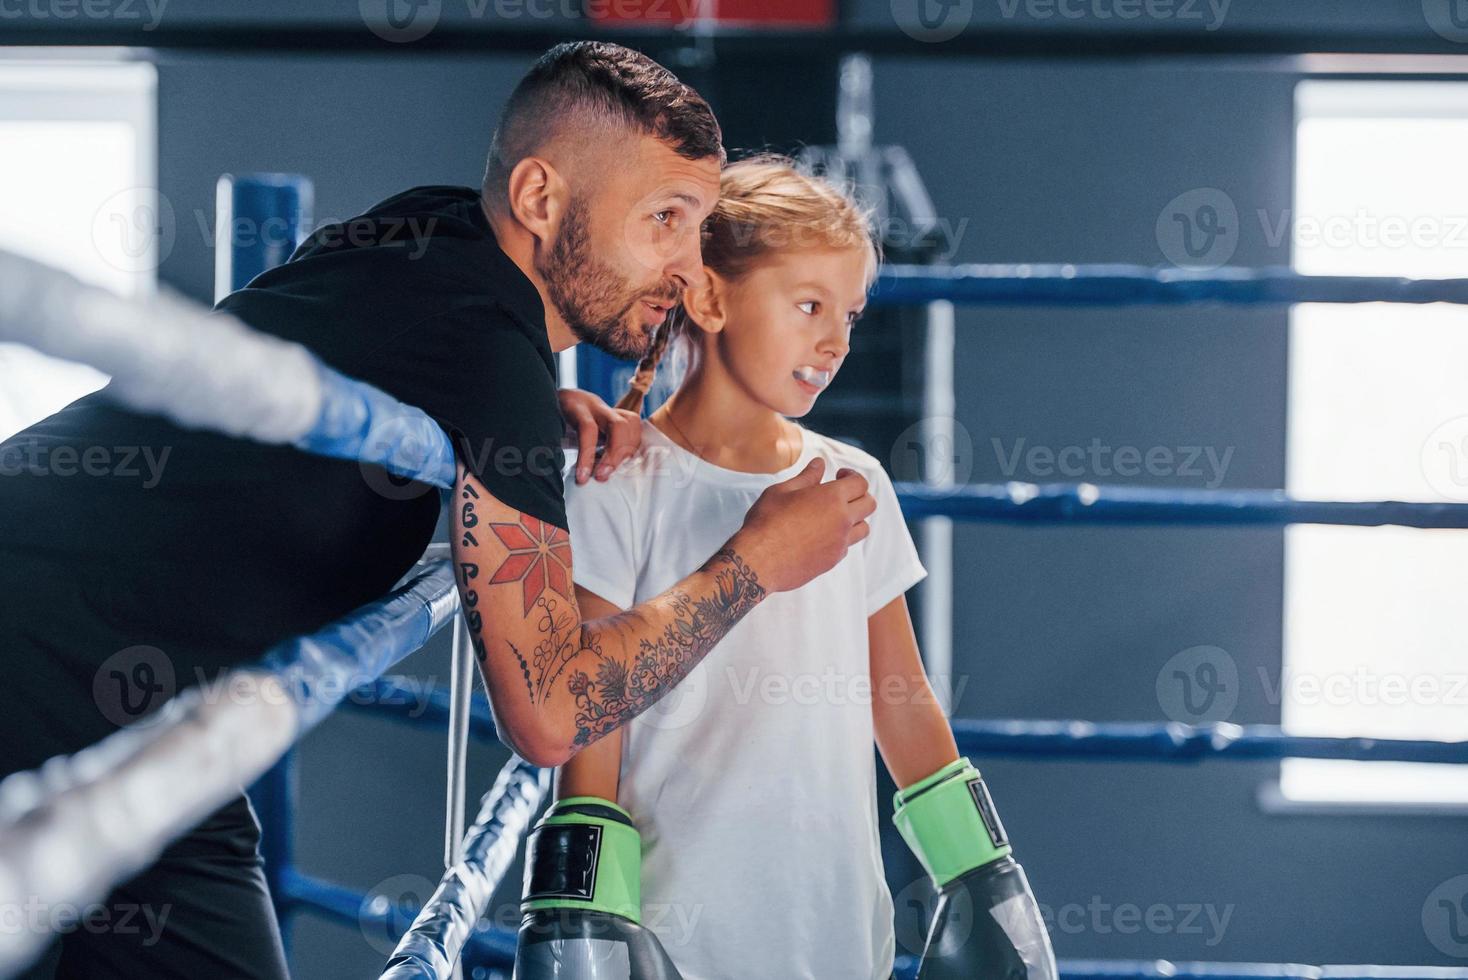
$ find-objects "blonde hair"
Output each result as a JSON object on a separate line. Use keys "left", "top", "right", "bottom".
{"left": 616, "top": 153, "right": 878, "bottom": 413}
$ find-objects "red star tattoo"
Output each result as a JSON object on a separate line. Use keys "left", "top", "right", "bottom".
{"left": 487, "top": 516, "right": 572, "bottom": 614}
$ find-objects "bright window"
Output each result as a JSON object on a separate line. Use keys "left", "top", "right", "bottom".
{"left": 1284, "top": 81, "right": 1468, "bottom": 805}
{"left": 0, "top": 58, "right": 157, "bottom": 441}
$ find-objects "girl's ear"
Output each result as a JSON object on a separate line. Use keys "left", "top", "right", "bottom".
{"left": 680, "top": 269, "right": 728, "bottom": 335}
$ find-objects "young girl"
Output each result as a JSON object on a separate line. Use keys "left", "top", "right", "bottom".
{"left": 516, "top": 157, "right": 1052, "bottom": 979}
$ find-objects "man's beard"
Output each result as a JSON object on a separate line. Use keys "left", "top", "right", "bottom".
{"left": 538, "top": 199, "right": 672, "bottom": 361}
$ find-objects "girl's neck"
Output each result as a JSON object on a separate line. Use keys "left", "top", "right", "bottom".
{"left": 650, "top": 367, "right": 802, "bottom": 475}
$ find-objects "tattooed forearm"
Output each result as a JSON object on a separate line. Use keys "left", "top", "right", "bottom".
{"left": 452, "top": 468, "right": 773, "bottom": 762}
{"left": 567, "top": 547, "right": 766, "bottom": 748}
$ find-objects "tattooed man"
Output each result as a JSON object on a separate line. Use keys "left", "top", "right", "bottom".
{"left": 0, "top": 42, "right": 873, "bottom": 980}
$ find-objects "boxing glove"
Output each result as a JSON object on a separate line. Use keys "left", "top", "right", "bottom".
{"left": 894, "top": 759, "right": 1057, "bottom": 980}
{"left": 514, "top": 796, "right": 684, "bottom": 980}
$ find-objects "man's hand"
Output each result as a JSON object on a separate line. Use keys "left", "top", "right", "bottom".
{"left": 727, "top": 459, "right": 876, "bottom": 594}
{"left": 557, "top": 388, "right": 642, "bottom": 485}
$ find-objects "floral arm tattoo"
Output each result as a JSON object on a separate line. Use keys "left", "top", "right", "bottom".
{"left": 455, "top": 479, "right": 767, "bottom": 754}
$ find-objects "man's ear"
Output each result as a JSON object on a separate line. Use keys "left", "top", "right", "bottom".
{"left": 504, "top": 156, "right": 567, "bottom": 244}
{"left": 680, "top": 270, "right": 728, "bottom": 335}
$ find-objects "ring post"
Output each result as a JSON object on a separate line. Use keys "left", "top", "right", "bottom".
{"left": 444, "top": 614, "right": 474, "bottom": 980}
{"left": 218, "top": 172, "right": 314, "bottom": 949}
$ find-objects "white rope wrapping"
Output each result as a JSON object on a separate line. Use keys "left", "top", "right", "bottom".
{"left": 0, "top": 675, "right": 297, "bottom": 977}
{"left": 0, "top": 559, "right": 458, "bottom": 978}
{"left": 0, "top": 247, "right": 321, "bottom": 444}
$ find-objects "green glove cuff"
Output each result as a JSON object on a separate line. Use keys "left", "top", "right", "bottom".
{"left": 521, "top": 796, "right": 641, "bottom": 923}
{"left": 893, "top": 757, "right": 1012, "bottom": 888}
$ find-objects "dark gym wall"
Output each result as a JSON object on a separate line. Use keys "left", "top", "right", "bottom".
{"left": 68, "top": 24, "right": 1468, "bottom": 978}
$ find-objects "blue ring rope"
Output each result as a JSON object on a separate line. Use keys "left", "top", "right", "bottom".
{"left": 348, "top": 688, "right": 1468, "bottom": 767}
{"left": 897, "top": 482, "right": 1468, "bottom": 529}
{"left": 872, "top": 263, "right": 1468, "bottom": 307}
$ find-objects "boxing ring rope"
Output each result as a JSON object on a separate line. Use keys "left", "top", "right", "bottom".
{"left": 894, "top": 482, "right": 1468, "bottom": 529}
{"left": 0, "top": 247, "right": 457, "bottom": 493}
{"left": 379, "top": 757, "right": 546, "bottom": 980}
{"left": 6, "top": 197, "right": 1468, "bottom": 980}
{"left": 0, "top": 556, "right": 459, "bottom": 977}
{"left": 1052, "top": 963, "right": 1468, "bottom": 980}
{"left": 872, "top": 263, "right": 1468, "bottom": 307}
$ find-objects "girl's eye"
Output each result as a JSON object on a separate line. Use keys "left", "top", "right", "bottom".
{"left": 654, "top": 210, "right": 672, "bottom": 225}
{"left": 797, "top": 301, "right": 819, "bottom": 315}
{"left": 847, "top": 311, "right": 863, "bottom": 326}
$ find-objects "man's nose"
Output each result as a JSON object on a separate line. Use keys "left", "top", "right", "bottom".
{"left": 665, "top": 229, "right": 706, "bottom": 290}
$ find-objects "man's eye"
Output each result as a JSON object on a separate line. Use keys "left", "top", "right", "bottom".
{"left": 654, "top": 210, "right": 673, "bottom": 225}
{"left": 797, "top": 301, "right": 818, "bottom": 315}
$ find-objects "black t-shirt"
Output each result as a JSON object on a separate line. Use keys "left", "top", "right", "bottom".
{"left": 0, "top": 186, "right": 565, "bottom": 764}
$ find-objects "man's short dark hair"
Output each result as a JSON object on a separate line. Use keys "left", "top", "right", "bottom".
{"left": 484, "top": 41, "right": 724, "bottom": 205}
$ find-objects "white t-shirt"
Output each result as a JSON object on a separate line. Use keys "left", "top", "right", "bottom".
{"left": 565, "top": 419, "right": 926, "bottom": 980}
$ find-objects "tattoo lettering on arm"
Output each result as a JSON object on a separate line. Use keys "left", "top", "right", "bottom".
{"left": 459, "top": 484, "right": 580, "bottom": 702}
{"left": 568, "top": 547, "right": 765, "bottom": 748}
